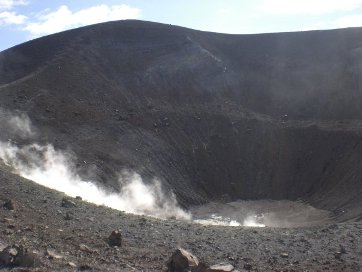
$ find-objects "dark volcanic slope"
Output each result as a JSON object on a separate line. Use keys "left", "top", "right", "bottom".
{"left": 1, "top": 20, "right": 362, "bottom": 221}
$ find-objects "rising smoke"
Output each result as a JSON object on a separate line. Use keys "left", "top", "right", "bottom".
{"left": 0, "top": 108, "right": 190, "bottom": 220}
{"left": 1, "top": 108, "right": 328, "bottom": 227}
{"left": 0, "top": 108, "right": 35, "bottom": 139}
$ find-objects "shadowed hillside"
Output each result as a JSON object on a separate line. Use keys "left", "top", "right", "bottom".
{"left": 1, "top": 20, "right": 362, "bottom": 222}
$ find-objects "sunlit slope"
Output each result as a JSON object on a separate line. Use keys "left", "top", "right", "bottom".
{"left": 0, "top": 20, "right": 361, "bottom": 221}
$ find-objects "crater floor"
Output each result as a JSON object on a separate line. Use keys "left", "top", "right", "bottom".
{"left": 0, "top": 164, "right": 361, "bottom": 271}
{"left": 191, "top": 199, "right": 333, "bottom": 228}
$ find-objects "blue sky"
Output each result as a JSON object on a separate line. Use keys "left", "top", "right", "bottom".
{"left": 1, "top": 0, "right": 362, "bottom": 51}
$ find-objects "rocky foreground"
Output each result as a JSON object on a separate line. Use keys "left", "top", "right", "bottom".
{"left": 0, "top": 163, "right": 361, "bottom": 272}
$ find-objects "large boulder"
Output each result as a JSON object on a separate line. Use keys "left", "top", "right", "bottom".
{"left": 14, "top": 246, "right": 40, "bottom": 267}
{"left": 108, "top": 229, "right": 122, "bottom": 247}
{"left": 167, "top": 248, "right": 199, "bottom": 272}
{"left": 0, "top": 245, "right": 40, "bottom": 268}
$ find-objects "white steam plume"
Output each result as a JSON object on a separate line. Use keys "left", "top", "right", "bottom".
{"left": 0, "top": 142, "right": 190, "bottom": 219}
{"left": 0, "top": 108, "right": 35, "bottom": 138}
{"left": 0, "top": 108, "right": 190, "bottom": 220}
{"left": 242, "top": 215, "right": 266, "bottom": 227}
{"left": 193, "top": 214, "right": 266, "bottom": 227}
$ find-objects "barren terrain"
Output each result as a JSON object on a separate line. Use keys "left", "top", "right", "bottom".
{"left": 0, "top": 20, "right": 362, "bottom": 271}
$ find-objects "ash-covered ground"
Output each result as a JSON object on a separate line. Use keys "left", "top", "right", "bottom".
{"left": 1, "top": 163, "right": 361, "bottom": 271}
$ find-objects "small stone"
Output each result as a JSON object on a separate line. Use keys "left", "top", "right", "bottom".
{"left": 64, "top": 212, "right": 73, "bottom": 220}
{"left": 208, "top": 263, "right": 234, "bottom": 271}
{"left": 280, "top": 252, "right": 289, "bottom": 258}
{"left": 79, "top": 244, "right": 94, "bottom": 253}
{"left": 61, "top": 198, "right": 76, "bottom": 208}
{"left": 9, "top": 248, "right": 18, "bottom": 256}
{"left": 46, "top": 249, "right": 63, "bottom": 260}
{"left": 339, "top": 244, "right": 347, "bottom": 254}
{"left": 79, "top": 264, "right": 92, "bottom": 271}
{"left": 244, "top": 263, "right": 252, "bottom": 270}
{"left": 23, "top": 226, "right": 32, "bottom": 232}
{"left": 108, "top": 230, "right": 122, "bottom": 247}
{"left": 4, "top": 229, "right": 14, "bottom": 235}
{"left": 167, "top": 248, "right": 199, "bottom": 272}
{"left": 268, "top": 256, "right": 278, "bottom": 264}
{"left": 334, "top": 252, "right": 342, "bottom": 259}
{"left": 3, "top": 199, "right": 15, "bottom": 210}
{"left": 68, "top": 261, "right": 77, "bottom": 267}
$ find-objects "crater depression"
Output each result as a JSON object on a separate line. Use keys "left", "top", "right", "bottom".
{"left": 1, "top": 20, "right": 362, "bottom": 228}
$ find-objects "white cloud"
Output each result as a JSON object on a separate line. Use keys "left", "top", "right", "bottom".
{"left": 23, "top": 4, "right": 142, "bottom": 37}
{"left": 0, "top": 10, "right": 26, "bottom": 24}
{"left": 0, "top": 0, "right": 27, "bottom": 25}
{"left": 336, "top": 14, "right": 362, "bottom": 28}
{"left": 260, "top": 0, "right": 362, "bottom": 15}
{"left": 0, "top": 0, "right": 27, "bottom": 11}
{"left": 216, "top": 8, "right": 232, "bottom": 15}
{"left": 300, "top": 14, "right": 362, "bottom": 31}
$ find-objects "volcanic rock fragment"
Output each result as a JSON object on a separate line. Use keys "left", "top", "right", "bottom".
{"left": 46, "top": 248, "right": 63, "bottom": 260}
{"left": 14, "top": 246, "right": 40, "bottom": 267}
{"left": 0, "top": 245, "right": 40, "bottom": 267}
{"left": 108, "top": 229, "right": 122, "bottom": 247}
{"left": 3, "top": 199, "right": 15, "bottom": 210}
{"left": 207, "top": 263, "right": 235, "bottom": 271}
{"left": 0, "top": 246, "right": 14, "bottom": 265}
{"left": 61, "top": 197, "right": 76, "bottom": 208}
{"left": 243, "top": 263, "right": 252, "bottom": 270}
{"left": 64, "top": 212, "right": 73, "bottom": 220}
{"left": 334, "top": 252, "right": 342, "bottom": 259}
{"left": 79, "top": 244, "right": 96, "bottom": 253}
{"left": 68, "top": 261, "right": 77, "bottom": 267}
{"left": 79, "top": 264, "right": 93, "bottom": 271}
{"left": 339, "top": 244, "right": 347, "bottom": 254}
{"left": 167, "top": 248, "right": 199, "bottom": 272}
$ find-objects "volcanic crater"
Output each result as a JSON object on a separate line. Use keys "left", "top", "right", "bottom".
{"left": 0, "top": 20, "right": 362, "bottom": 271}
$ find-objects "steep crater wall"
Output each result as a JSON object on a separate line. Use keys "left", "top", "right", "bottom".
{"left": 0, "top": 21, "right": 362, "bottom": 223}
